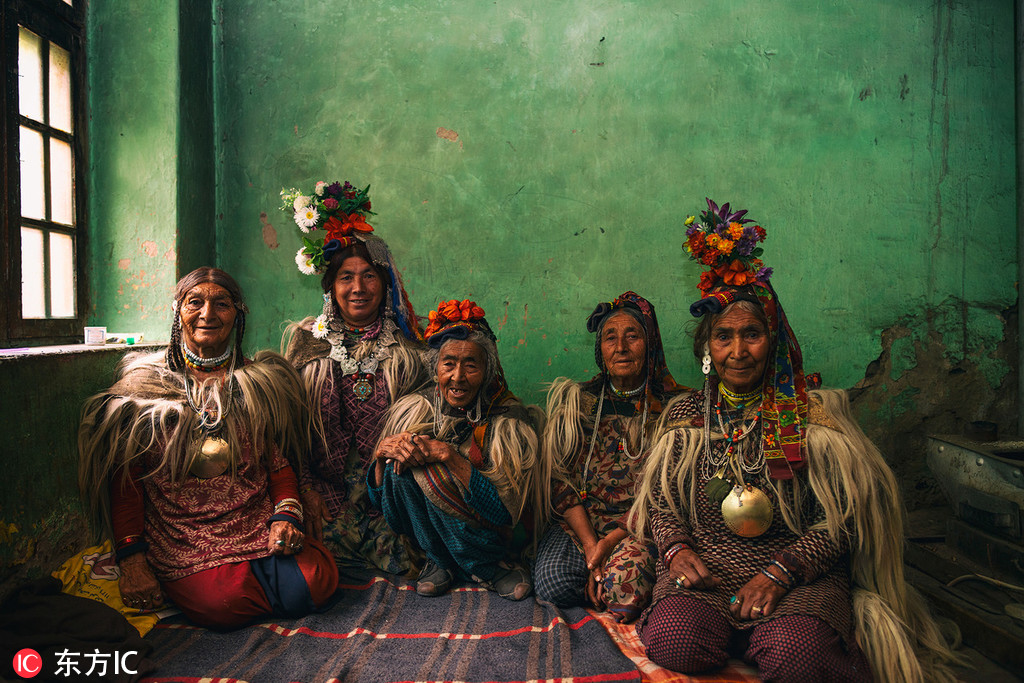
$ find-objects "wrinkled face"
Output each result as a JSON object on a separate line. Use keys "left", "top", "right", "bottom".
{"left": 709, "top": 305, "right": 770, "bottom": 394}
{"left": 600, "top": 311, "right": 647, "bottom": 390}
{"left": 179, "top": 282, "right": 236, "bottom": 357}
{"left": 333, "top": 256, "right": 384, "bottom": 327}
{"left": 437, "top": 340, "right": 487, "bottom": 409}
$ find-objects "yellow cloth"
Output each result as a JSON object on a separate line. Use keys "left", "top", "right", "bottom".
{"left": 51, "top": 541, "right": 159, "bottom": 637}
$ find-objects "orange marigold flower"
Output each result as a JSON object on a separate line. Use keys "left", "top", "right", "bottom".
{"left": 717, "top": 238, "right": 735, "bottom": 255}
{"left": 441, "top": 302, "right": 461, "bottom": 320}
{"left": 728, "top": 222, "right": 744, "bottom": 239}
{"left": 698, "top": 270, "right": 719, "bottom": 293}
{"left": 470, "top": 305, "right": 485, "bottom": 319}
{"left": 718, "top": 259, "right": 756, "bottom": 286}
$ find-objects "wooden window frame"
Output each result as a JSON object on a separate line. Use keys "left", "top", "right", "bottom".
{"left": 1, "top": 0, "right": 86, "bottom": 347}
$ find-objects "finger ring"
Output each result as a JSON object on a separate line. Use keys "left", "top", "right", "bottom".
{"left": 295, "top": 544, "right": 303, "bottom": 551}
{"left": 289, "top": 543, "right": 298, "bottom": 548}
{"left": 275, "top": 540, "right": 285, "bottom": 546}
{"left": 674, "top": 574, "right": 687, "bottom": 589}
{"left": 729, "top": 595, "right": 740, "bottom": 604}
{"left": 751, "top": 606, "right": 763, "bottom": 614}
{"left": 409, "top": 434, "right": 415, "bottom": 443}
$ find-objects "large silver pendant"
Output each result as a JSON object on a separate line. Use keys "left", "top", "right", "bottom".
{"left": 189, "top": 435, "right": 231, "bottom": 478}
{"left": 721, "top": 484, "right": 773, "bottom": 537}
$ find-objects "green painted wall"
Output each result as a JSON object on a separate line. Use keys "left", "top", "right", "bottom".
{"left": 87, "top": 0, "right": 213, "bottom": 342}
{"left": 2, "top": 0, "right": 1015, "bottom": 588}
{"left": 214, "top": 0, "right": 1015, "bottom": 410}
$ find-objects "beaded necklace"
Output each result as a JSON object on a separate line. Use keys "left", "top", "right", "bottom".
{"left": 182, "top": 343, "right": 232, "bottom": 371}
{"left": 576, "top": 380, "right": 648, "bottom": 501}
{"left": 182, "top": 352, "right": 237, "bottom": 478}
{"left": 609, "top": 379, "right": 646, "bottom": 398}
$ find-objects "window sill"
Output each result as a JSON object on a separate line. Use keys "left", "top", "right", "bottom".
{"left": 0, "top": 342, "right": 162, "bottom": 362}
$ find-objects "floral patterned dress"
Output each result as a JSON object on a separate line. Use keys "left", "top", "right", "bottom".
{"left": 535, "top": 381, "right": 658, "bottom": 622}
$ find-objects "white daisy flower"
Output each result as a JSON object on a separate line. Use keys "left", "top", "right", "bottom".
{"left": 295, "top": 248, "right": 317, "bottom": 275}
{"left": 293, "top": 194, "right": 311, "bottom": 211}
{"left": 315, "top": 181, "right": 327, "bottom": 197}
{"left": 294, "top": 206, "right": 319, "bottom": 231}
{"left": 312, "top": 314, "right": 330, "bottom": 339}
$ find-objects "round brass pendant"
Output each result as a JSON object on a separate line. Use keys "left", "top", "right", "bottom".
{"left": 720, "top": 484, "right": 773, "bottom": 537}
{"left": 189, "top": 436, "right": 231, "bottom": 478}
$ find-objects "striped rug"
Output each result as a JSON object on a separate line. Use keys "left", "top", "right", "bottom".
{"left": 141, "top": 570, "right": 642, "bottom": 683}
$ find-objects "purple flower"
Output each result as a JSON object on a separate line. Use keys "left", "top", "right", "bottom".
{"left": 736, "top": 239, "right": 754, "bottom": 256}
{"left": 323, "top": 198, "right": 339, "bottom": 210}
{"left": 327, "top": 182, "right": 343, "bottom": 196}
{"left": 756, "top": 266, "right": 773, "bottom": 281}
{"left": 686, "top": 224, "right": 700, "bottom": 237}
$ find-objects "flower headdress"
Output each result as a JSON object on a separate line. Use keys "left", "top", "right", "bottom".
{"left": 423, "top": 298, "right": 513, "bottom": 418}
{"left": 424, "top": 299, "right": 489, "bottom": 347}
{"left": 281, "top": 180, "right": 375, "bottom": 275}
{"left": 687, "top": 199, "right": 806, "bottom": 480}
{"left": 684, "top": 198, "right": 771, "bottom": 295}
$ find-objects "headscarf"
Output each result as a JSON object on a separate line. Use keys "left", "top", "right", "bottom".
{"left": 685, "top": 199, "right": 806, "bottom": 480}
{"left": 585, "top": 291, "right": 685, "bottom": 407}
{"left": 424, "top": 298, "right": 513, "bottom": 416}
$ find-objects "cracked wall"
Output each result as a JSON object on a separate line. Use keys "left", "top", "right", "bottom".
{"left": 850, "top": 301, "right": 1018, "bottom": 509}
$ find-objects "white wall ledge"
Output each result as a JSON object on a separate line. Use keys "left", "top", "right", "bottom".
{"left": 0, "top": 342, "right": 163, "bottom": 362}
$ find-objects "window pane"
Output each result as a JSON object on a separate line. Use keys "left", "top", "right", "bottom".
{"left": 50, "top": 138, "right": 73, "bottom": 225}
{"left": 49, "top": 44, "right": 72, "bottom": 133}
{"left": 18, "top": 28, "right": 44, "bottom": 122}
{"left": 21, "top": 227, "right": 46, "bottom": 318}
{"left": 50, "top": 232, "right": 75, "bottom": 317}
{"left": 20, "top": 127, "right": 45, "bottom": 220}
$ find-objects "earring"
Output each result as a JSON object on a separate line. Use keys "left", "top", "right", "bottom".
{"left": 701, "top": 343, "right": 712, "bottom": 376}
{"left": 321, "top": 292, "right": 335, "bottom": 324}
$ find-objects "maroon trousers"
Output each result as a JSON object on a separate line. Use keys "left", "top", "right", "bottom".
{"left": 640, "top": 595, "right": 872, "bottom": 682}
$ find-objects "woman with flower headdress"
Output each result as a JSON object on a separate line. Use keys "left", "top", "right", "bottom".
{"left": 629, "top": 200, "right": 958, "bottom": 681}
{"left": 533, "top": 292, "right": 685, "bottom": 622}
{"left": 78, "top": 267, "right": 339, "bottom": 629}
{"left": 369, "top": 299, "right": 540, "bottom": 600}
{"left": 281, "top": 180, "right": 428, "bottom": 574}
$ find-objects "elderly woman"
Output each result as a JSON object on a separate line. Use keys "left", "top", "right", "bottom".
{"left": 533, "top": 292, "right": 684, "bottom": 622}
{"left": 369, "top": 299, "right": 538, "bottom": 600}
{"left": 282, "top": 180, "right": 427, "bottom": 574}
{"left": 79, "top": 267, "right": 339, "bottom": 630}
{"left": 631, "top": 200, "right": 956, "bottom": 681}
